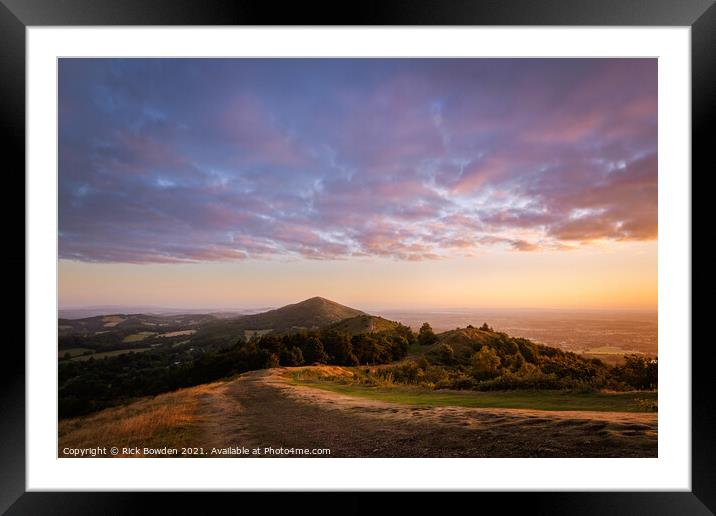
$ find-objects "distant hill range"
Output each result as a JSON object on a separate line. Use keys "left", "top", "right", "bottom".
{"left": 60, "top": 297, "right": 376, "bottom": 343}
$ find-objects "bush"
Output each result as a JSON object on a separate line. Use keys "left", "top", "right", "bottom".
{"left": 471, "top": 345, "right": 501, "bottom": 380}
{"left": 434, "top": 343, "right": 456, "bottom": 365}
{"left": 449, "top": 375, "right": 477, "bottom": 390}
{"left": 279, "top": 346, "right": 304, "bottom": 366}
{"left": 418, "top": 323, "right": 439, "bottom": 346}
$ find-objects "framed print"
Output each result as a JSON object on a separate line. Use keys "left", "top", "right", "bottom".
{"left": 3, "top": 0, "right": 711, "bottom": 513}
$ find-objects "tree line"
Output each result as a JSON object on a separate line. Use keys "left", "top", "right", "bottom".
{"left": 59, "top": 324, "right": 414, "bottom": 418}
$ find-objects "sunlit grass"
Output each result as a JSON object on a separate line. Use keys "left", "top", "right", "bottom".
{"left": 58, "top": 383, "right": 221, "bottom": 456}
{"left": 291, "top": 368, "right": 657, "bottom": 413}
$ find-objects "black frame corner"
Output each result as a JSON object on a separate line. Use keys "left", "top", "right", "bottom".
{"left": 4, "top": 0, "right": 709, "bottom": 514}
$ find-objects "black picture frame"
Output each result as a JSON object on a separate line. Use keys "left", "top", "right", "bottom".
{"left": 2, "top": 0, "right": 709, "bottom": 513}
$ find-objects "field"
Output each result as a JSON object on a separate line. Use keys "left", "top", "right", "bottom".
{"left": 290, "top": 371, "right": 657, "bottom": 413}
{"left": 71, "top": 347, "right": 151, "bottom": 361}
{"left": 101, "top": 315, "right": 126, "bottom": 327}
{"left": 58, "top": 347, "right": 93, "bottom": 358}
{"left": 159, "top": 330, "right": 197, "bottom": 338}
{"left": 381, "top": 309, "right": 658, "bottom": 355}
{"left": 122, "top": 331, "right": 157, "bottom": 343}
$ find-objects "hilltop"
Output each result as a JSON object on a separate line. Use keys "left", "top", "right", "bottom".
{"left": 236, "top": 296, "right": 365, "bottom": 331}
{"left": 190, "top": 297, "right": 366, "bottom": 344}
{"left": 325, "top": 314, "right": 400, "bottom": 335}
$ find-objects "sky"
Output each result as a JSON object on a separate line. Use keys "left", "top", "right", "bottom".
{"left": 58, "top": 58, "right": 657, "bottom": 311}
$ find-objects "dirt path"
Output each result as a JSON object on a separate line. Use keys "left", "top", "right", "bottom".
{"left": 195, "top": 368, "right": 657, "bottom": 458}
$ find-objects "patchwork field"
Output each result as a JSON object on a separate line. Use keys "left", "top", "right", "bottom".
{"left": 159, "top": 330, "right": 197, "bottom": 338}
{"left": 70, "top": 348, "right": 152, "bottom": 361}
{"left": 58, "top": 347, "right": 93, "bottom": 358}
{"left": 122, "top": 331, "right": 157, "bottom": 343}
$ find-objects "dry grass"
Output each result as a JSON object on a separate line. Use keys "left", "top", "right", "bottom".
{"left": 102, "top": 315, "right": 125, "bottom": 328}
{"left": 59, "top": 382, "right": 223, "bottom": 457}
{"left": 293, "top": 365, "right": 356, "bottom": 380}
{"left": 159, "top": 329, "right": 197, "bottom": 338}
{"left": 122, "top": 331, "right": 157, "bottom": 343}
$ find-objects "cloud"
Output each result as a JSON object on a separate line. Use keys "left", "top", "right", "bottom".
{"left": 59, "top": 58, "right": 657, "bottom": 263}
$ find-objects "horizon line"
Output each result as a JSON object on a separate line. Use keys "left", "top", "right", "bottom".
{"left": 58, "top": 301, "right": 658, "bottom": 314}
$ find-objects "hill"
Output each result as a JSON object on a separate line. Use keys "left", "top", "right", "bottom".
{"left": 59, "top": 296, "right": 371, "bottom": 357}
{"left": 189, "top": 297, "right": 365, "bottom": 345}
{"left": 58, "top": 313, "right": 216, "bottom": 336}
{"left": 237, "top": 297, "right": 364, "bottom": 331}
{"left": 325, "top": 314, "right": 400, "bottom": 335}
{"left": 435, "top": 326, "right": 493, "bottom": 352}
{"left": 58, "top": 303, "right": 657, "bottom": 419}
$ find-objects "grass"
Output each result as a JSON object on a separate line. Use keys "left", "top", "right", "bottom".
{"left": 101, "top": 315, "right": 125, "bottom": 328}
{"left": 122, "top": 331, "right": 157, "bottom": 343}
{"left": 159, "top": 330, "right": 196, "bottom": 338}
{"left": 579, "top": 348, "right": 655, "bottom": 367}
{"left": 580, "top": 353, "right": 626, "bottom": 366}
{"left": 71, "top": 348, "right": 151, "bottom": 361}
{"left": 58, "top": 383, "right": 219, "bottom": 456}
{"left": 291, "top": 371, "right": 657, "bottom": 413}
{"left": 58, "top": 347, "right": 93, "bottom": 358}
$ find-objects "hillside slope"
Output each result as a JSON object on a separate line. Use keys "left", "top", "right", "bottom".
{"left": 192, "top": 297, "right": 366, "bottom": 343}
{"left": 325, "top": 314, "right": 400, "bottom": 335}
{"left": 239, "top": 297, "right": 365, "bottom": 330}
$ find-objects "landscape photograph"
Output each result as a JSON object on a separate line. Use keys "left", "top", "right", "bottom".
{"left": 58, "top": 58, "right": 657, "bottom": 458}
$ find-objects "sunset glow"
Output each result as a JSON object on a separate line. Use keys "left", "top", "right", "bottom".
{"left": 59, "top": 58, "right": 657, "bottom": 310}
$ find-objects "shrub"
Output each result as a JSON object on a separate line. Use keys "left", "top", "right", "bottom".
{"left": 434, "top": 343, "right": 456, "bottom": 365}
{"left": 279, "top": 346, "right": 304, "bottom": 366}
{"left": 471, "top": 345, "right": 502, "bottom": 380}
{"left": 418, "top": 323, "right": 439, "bottom": 346}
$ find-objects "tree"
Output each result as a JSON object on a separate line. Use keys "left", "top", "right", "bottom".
{"left": 351, "top": 334, "right": 380, "bottom": 364}
{"left": 394, "top": 323, "right": 417, "bottom": 346}
{"left": 387, "top": 335, "right": 409, "bottom": 361}
{"left": 257, "top": 335, "right": 282, "bottom": 354}
{"left": 279, "top": 346, "right": 305, "bottom": 367}
{"left": 321, "top": 330, "right": 358, "bottom": 366}
{"left": 471, "top": 345, "right": 502, "bottom": 380}
{"left": 302, "top": 336, "right": 329, "bottom": 364}
{"left": 418, "top": 322, "right": 438, "bottom": 346}
{"left": 479, "top": 322, "right": 493, "bottom": 332}
{"left": 506, "top": 352, "right": 525, "bottom": 372}
{"left": 618, "top": 355, "right": 657, "bottom": 390}
{"left": 436, "top": 343, "right": 455, "bottom": 365}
